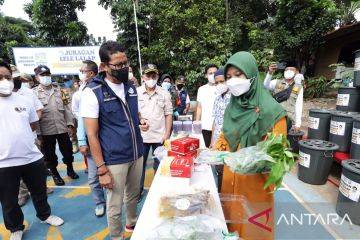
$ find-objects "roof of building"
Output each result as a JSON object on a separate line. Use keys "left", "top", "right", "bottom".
{"left": 324, "top": 21, "right": 360, "bottom": 41}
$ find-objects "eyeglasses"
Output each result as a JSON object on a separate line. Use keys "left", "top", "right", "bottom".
{"left": 79, "top": 69, "right": 91, "bottom": 73}
{"left": 107, "top": 62, "right": 128, "bottom": 70}
{"left": 0, "top": 74, "right": 12, "bottom": 80}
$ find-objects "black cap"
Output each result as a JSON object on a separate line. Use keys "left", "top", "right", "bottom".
{"left": 286, "top": 61, "right": 298, "bottom": 69}
{"left": 34, "top": 65, "right": 51, "bottom": 75}
{"left": 142, "top": 64, "right": 159, "bottom": 74}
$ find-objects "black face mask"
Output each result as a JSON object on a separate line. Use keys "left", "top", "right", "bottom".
{"left": 13, "top": 78, "right": 22, "bottom": 90}
{"left": 177, "top": 84, "right": 184, "bottom": 90}
{"left": 110, "top": 67, "right": 129, "bottom": 83}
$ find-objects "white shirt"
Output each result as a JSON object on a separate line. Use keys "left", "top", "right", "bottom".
{"left": 264, "top": 73, "right": 303, "bottom": 128}
{"left": 17, "top": 86, "right": 43, "bottom": 111}
{"left": 81, "top": 78, "right": 125, "bottom": 119}
{"left": 0, "top": 93, "right": 43, "bottom": 168}
{"left": 16, "top": 86, "right": 43, "bottom": 139}
{"left": 196, "top": 83, "right": 218, "bottom": 131}
{"left": 72, "top": 84, "right": 86, "bottom": 119}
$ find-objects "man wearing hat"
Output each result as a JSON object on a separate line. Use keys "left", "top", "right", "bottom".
{"left": 137, "top": 64, "right": 173, "bottom": 199}
{"left": 33, "top": 65, "right": 78, "bottom": 186}
{"left": 174, "top": 75, "right": 190, "bottom": 118}
{"left": 264, "top": 62, "right": 304, "bottom": 132}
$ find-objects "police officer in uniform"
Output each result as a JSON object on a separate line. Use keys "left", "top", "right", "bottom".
{"left": 263, "top": 62, "right": 304, "bottom": 132}
{"left": 33, "top": 65, "right": 79, "bottom": 186}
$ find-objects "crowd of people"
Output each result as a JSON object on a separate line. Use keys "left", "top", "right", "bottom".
{"left": 0, "top": 40, "right": 305, "bottom": 240}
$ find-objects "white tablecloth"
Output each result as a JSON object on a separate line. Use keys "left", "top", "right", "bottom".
{"left": 131, "top": 163, "right": 228, "bottom": 240}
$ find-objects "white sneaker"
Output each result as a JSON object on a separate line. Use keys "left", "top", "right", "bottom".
{"left": 95, "top": 205, "right": 105, "bottom": 217}
{"left": 40, "top": 215, "right": 64, "bottom": 226}
{"left": 10, "top": 230, "right": 23, "bottom": 240}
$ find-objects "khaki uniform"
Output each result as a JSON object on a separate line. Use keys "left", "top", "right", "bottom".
{"left": 33, "top": 85, "right": 74, "bottom": 135}
{"left": 273, "top": 79, "right": 303, "bottom": 123}
{"left": 33, "top": 84, "right": 75, "bottom": 169}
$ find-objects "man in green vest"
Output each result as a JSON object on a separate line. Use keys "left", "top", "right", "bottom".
{"left": 263, "top": 62, "right": 303, "bottom": 132}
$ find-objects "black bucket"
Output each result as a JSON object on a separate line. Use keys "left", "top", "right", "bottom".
{"left": 329, "top": 111, "right": 358, "bottom": 152}
{"left": 298, "top": 140, "right": 339, "bottom": 185}
{"left": 350, "top": 117, "right": 360, "bottom": 159}
{"left": 287, "top": 130, "right": 304, "bottom": 153}
{"left": 353, "top": 49, "right": 360, "bottom": 87}
{"left": 308, "top": 109, "right": 332, "bottom": 141}
{"left": 336, "top": 159, "right": 360, "bottom": 225}
{"left": 336, "top": 87, "right": 360, "bottom": 112}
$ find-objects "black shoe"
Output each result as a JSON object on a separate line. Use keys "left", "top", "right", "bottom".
{"left": 138, "top": 190, "right": 145, "bottom": 203}
{"left": 52, "top": 175, "right": 65, "bottom": 186}
{"left": 67, "top": 169, "right": 79, "bottom": 179}
{"left": 47, "top": 169, "right": 52, "bottom": 176}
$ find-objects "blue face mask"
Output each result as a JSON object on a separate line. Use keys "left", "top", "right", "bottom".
{"left": 64, "top": 81, "right": 73, "bottom": 88}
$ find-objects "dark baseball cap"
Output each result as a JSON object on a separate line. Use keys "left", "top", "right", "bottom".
{"left": 34, "top": 65, "right": 51, "bottom": 75}
{"left": 142, "top": 64, "right": 159, "bottom": 74}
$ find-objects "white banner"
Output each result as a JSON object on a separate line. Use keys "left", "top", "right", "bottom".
{"left": 12, "top": 46, "right": 101, "bottom": 75}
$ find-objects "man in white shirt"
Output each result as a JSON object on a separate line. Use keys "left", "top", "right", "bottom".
{"left": 0, "top": 61, "right": 64, "bottom": 240}
{"left": 74, "top": 60, "right": 107, "bottom": 217}
{"left": 264, "top": 62, "right": 304, "bottom": 132}
{"left": 196, "top": 64, "right": 219, "bottom": 147}
{"left": 82, "top": 41, "right": 148, "bottom": 239}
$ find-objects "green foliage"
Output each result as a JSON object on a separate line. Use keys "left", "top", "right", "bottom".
{"left": 250, "top": 49, "right": 275, "bottom": 72}
{"left": 101, "top": 0, "right": 234, "bottom": 93}
{"left": 271, "top": 0, "right": 338, "bottom": 68}
{"left": 25, "top": 0, "right": 89, "bottom": 46}
{"left": 337, "top": 0, "right": 360, "bottom": 26}
{"left": 0, "top": 14, "right": 44, "bottom": 62}
{"left": 304, "top": 76, "right": 334, "bottom": 98}
{"left": 260, "top": 133, "right": 296, "bottom": 191}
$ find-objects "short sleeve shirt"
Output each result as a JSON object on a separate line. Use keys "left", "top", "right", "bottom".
{"left": 0, "top": 93, "right": 43, "bottom": 168}
{"left": 197, "top": 83, "right": 218, "bottom": 131}
{"left": 137, "top": 85, "right": 173, "bottom": 143}
{"left": 212, "top": 92, "right": 231, "bottom": 143}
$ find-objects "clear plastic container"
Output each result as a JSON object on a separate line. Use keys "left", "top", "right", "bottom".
{"left": 173, "top": 121, "right": 183, "bottom": 134}
{"left": 183, "top": 121, "right": 193, "bottom": 134}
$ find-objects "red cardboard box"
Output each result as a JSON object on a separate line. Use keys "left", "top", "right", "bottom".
{"left": 171, "top": 137, "right": 200, "bottom": 154}
{"left": 161, "top": 156, "right": 194, "bottom": 179}
{"left": 170, "top": 156, "right": 194, "bottom": 178}
{"left": 168, "top": 149, "right": 198, "bottom": 158}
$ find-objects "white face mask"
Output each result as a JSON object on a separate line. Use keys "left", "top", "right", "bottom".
{"left": 216, "top": 83, "right": 229, "bottom": 95}
{"left": 39, "top": 76, "right": 52, "bottom": 86}
{"left": 161, "top": 82, "right": 171, "bottom": 91}
{"left": 226, "top": 77, "right": 252, "bottom": 96}
{"left": 145, "top": 79, "right": 157, "bottom": 89}
{"left": 0, "top": 79, "right": 14, "bottom": 95}
{"left": 22, "top": 82, "right": 31, "bottom": 89}
{"left": 208, "top": 74, "right": 215, "bottom": 84}
{"left": 78, "top": 72, "right": 88, "bottom": 82}
{"left": 284, "top": 70, "right": 296, "bottom": 80}
{"left": 129, "top": 72, "right": 134, "bottom": 79}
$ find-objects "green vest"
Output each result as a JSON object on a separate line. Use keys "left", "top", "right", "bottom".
{"left": 273, "top": 79, "right": 302, "bottom": 122}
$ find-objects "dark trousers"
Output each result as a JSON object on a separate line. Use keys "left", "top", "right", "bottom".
{"left": 0, "top": 160, "right": 51, "bottom": 232}
{"left": 286, "top": 117, "right": 293, "bottom": 134}
{"left": 140, "top": 142, "right": 162, "bottom": 194}
{"left": 42, "top": 133, "right": 74, "bottom": 169}
{"left": 202, "top": 130, "right": 212, "bottom": 148}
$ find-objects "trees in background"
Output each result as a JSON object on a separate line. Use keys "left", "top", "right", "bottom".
{"left": 24, "top": 0, "right": 89, "bottom": 46}
{"left": 1, "top": 0, "right": 360, "bottom": 82}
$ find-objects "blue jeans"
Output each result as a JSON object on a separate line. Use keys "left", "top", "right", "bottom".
{"left": 140, "top": 142, "right": 162, "bottom": 194}
{"left": 87, "top": 155, "right": 106, "bottom": 207}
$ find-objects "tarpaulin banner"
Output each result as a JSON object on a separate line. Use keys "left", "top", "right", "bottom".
{"left": 12, "top": 46, "right": 100, "bottom": 75}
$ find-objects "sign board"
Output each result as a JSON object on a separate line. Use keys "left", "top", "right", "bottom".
{"left": 12, "top": 46, "right": 100, "bottom": 75}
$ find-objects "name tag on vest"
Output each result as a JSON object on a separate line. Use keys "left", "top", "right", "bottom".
{"left": 104, "top": 97, "right": 117, "bottom": 102}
